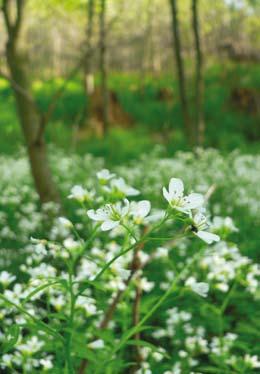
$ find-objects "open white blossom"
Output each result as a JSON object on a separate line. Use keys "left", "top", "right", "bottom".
{"left": 58, "top": 217, "right": 73, "bottom": 229}
{"left": 191, "top": 211, "right": 220, "bottom": 244}
{"left": 244, "top": 354, "right": 260, "bottom": 368}
{"left": 88, "top": 339, "right": 104, "bottom": 349}
{"left": 186, "top": 277, "right": 209, "bottom": 297}
{"left": 108, "top": 177, "right": 140, "bottom": 196}
{"left": 163, "top": 178, "right": 203, "bottom": 214}
{"left": 87, "top": 199, "right": 129, "bottom": 231}
{"left": 0, "top": 271, "right": 16, "bottom": 287}
{"left": 211, "top": 216, "right": 239, "bottom": 233}
{"left": 39, "top": 357, "right": 53, "bottom": 370}
{"left": 130, "top": 200, "right": 151, "bottom": 224}
{"left": 96, "top": 169, "right": 115, "bottom": 183}
{"left": 68, "top": 185, "right": 94, "bottom": 202}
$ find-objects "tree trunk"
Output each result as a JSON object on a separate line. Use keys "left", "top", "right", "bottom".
{"left": 169, "top": 0, "right": 193, "bottom": 145}
{"left": 2, "top": 0, "right": 60, "bottom": 204}
{"left": 191, "top": 0, "right": 205, "bottom": 146}
{"left": 84, "top": 0, "right": 95, "bottom": 96}
{"left": 99, "top": 0, "right": 109, "bottom": 134}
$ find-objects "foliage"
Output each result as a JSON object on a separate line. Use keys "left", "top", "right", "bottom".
{"left": 0, "top": 63, "right": 259, "bottom": 157}
{"left": 0, "top": 148, "right": 259, "bottom": 373}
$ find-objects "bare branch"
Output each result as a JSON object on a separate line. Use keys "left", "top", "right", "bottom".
{"left": 2, "top": 0, "right": 25, "bottom": 41}
{"left": 12, "top": 0, "right": 25, "bottom": 40}
{"left": 2, "top": 0, "right": 12, "bottom": 34}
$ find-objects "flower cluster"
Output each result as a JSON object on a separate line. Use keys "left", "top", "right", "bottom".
{"left": 0, "top": 149, "right": 259, "bottom": 374}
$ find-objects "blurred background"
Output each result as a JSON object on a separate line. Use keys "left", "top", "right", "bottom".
{"left": 0, "top": 0, "right": 259, "bottom": 174}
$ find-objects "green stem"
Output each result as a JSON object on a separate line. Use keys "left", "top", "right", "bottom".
{"left": 121, "top": 222, "right": 138, "bottom": 242}
{"left": 65, "top": 261, "right": 76, "bottom": 373}
{"left": 94, "top": 213, "right": 170, "bottom": 281}
{"left": 218, "top": 279, "right": 237, "bottom": 359}
{"left": 111, "top": 246, "right": 205, "bottom": 356}
{"left": 220, "top": 280, "right": 237, "bottom": 315}
{"left": 81, "top": 223, "right": 100, "bottom": 253}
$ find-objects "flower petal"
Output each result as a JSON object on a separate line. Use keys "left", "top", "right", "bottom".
{"left": 183, "top": 193, "right": 204, "bottom": 210}
{"left": 87, "top": 209, "right": 108, "bottom": 221}
{"left": 137, "top": 200, "right": 151, "bottom": 218}
{"left": 87, "top": 210, "right": 101, "bottom": 221}
{"left": 101, "top": 220, "right": 119, "bottom": 231}
{"left": 163, "top": 187, "right": 171, "bottom": 202}
{"left": 191, "top": 282, "right": 209, "bottom": 297}
{"left": 169, "top": 178, "right": 184, "bottom": 198}
{"left": 195, "top": 230, "right": 220, "bottom": 244}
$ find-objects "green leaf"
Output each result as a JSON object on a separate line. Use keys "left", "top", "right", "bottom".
{"left": 197, "top": 367, "right": 228, "bottom": 373}
{"left": 0, "top": 293, "right": 64, "bottom": 343}
{"left": 1, "top": 325, "right": 20, "bottom": 353}
{"left": 77, "top": 279, "right": 106, "bottom": 295}
{"left": 71, "top": 336, "right": 100, "bottom": 362}
{"left": 21, "top": 280, "right": 65, "bottom": 305}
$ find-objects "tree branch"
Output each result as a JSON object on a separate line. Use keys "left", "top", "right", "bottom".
{"left": 78, "top": 235, "right": 148, "bottom": 374}
{"left": 2, "top": 0, "right": 25, "bottom": 41}
{"left": 0, "top": 67, "right": 42, "bottom": 114}
{"left": 13, "top": 0, "right": 25, "bottom": 38}
{"left": 2, "top": 0, "right": 12, "bottom": 34}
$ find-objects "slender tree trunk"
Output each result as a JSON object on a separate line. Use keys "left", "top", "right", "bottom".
{"left": 2, "top": 0, "right": 60, "bottom": 204}
{"left": 139, "top": 0, "right": 154, "bottom": 94}
{"left": 191, "top": 0, "right": 205, "bottom": 146}
{"left": 84, "top": 0, "right": 95, "bottom": 96}
{"left": 99, "top": 0, "right": 109, "bottom": 134}
{"left": 169, "top": 0, "right": 193, "bottom": 145}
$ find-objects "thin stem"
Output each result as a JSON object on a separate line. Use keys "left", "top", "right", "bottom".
{"left": 94, "top": 213, "right": 170, "bottom": 281}
{"left": 110, "top": 246, "right": 206, "bottom": 357}
{"left": 0, "top": 294, "right": 64, "bottom": 342}
{"left": 121, "top": 222, "right": 138, "bottom": 242}
{"left": 65, "top": 260, "right": 76, "bottom": 373}
{"left": 217, "top": 279, "right": 237, "bottom": 360}
{"left": 131, "top": 244, "right": 143, "bottom": 371}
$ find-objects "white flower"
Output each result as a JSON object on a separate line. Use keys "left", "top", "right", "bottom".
{"left": 97, "top": 169, "right": 115, "bottom": 183}
{"left": 68, "top": 185, "right": 93, "bottom": 202}
{"left": 0, "top": 271, "right": 16, "bottom": 287}
{"left": 244, "top": 354, "right": 260, "bottom": 368}
{"left": 40, "top": 357, "right": 53, "bottom": 370}
{"left": 58, "top": 217, "right": 73, "bottom": 229}
{"left": 140, "top": 277, "right": 154, "bottom": 292}
{"left": 87, "top": 199, "right": 129, "bottom": 231}
{"left": 17, "top": 336, "right": 44, "bottom": 354}
{"left": 1, "top": 354, "right": 12, "bottom": 368}
{"left": 88, "top": 339, "right": 104, "bottom": 349}
{"left": 63, "top": 237, "right": 79, "bottom": 250}
{"left": 186, "top": 277, "right": 209, "bottom": 297}
{"left": 154, "top": 247, "right": 168, "bottom": 259}
{"left": 109, "top": 177, "right": 139, "bottom": 196}
{"left": 191, "top": 211, "right": 220, "bottom": 244}
{"left": 30, "top": 237, "right": 47, "bottom": 245}
{"left": 115, "top": 267, "right": 131, "bottom": 280}
{"left": 130, "top": 200, "right": 151, "bottom": 224}
{"left": 163, "top": 178, "right": 203, "bottom": 214}
{"left": 212, "top": 216, "right": 239, "bottom": 233}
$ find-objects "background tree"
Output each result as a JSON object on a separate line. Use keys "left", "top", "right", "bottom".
{"left": 191, "top": 0, "right": 204, "bottom": 146}
{"left": 1, "top": 0, "right": 60, "bottom": 204}
{"left": 99, "top": 0, "right": 109, "bottom": 134}
{"left": 84, "top": 0, "right": 95, "bottom": 98}
{"left": 169, "top": 0, "right": 193, "bottom": 145}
